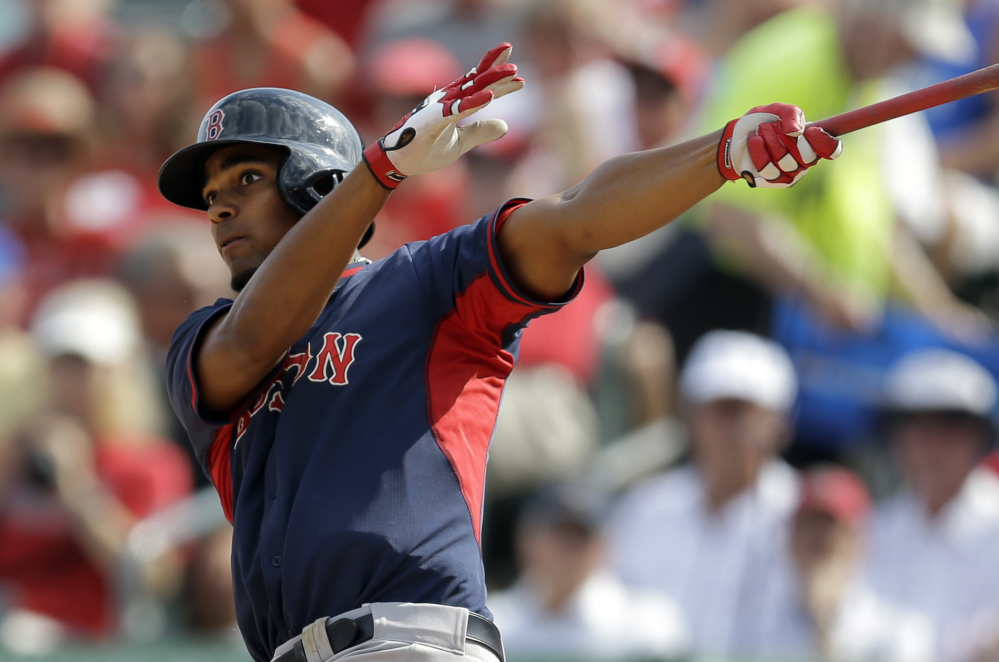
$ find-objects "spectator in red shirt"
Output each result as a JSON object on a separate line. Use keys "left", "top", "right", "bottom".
{"left": 98, "top": 29, "right": 196, "bottom": 181}
{"left": 0, "top": 281, "right": 191, "bottom": 650}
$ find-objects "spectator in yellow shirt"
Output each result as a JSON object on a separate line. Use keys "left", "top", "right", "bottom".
{"left": 701, "top": 0, "right": 985, "bottom": 339}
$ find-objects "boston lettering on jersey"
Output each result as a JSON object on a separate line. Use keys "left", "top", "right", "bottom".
{"left": 234, "top": 332, "right": 362, "bottom": 444}
{"left": 166, "top": 200, "right": 583, "bottom": 662}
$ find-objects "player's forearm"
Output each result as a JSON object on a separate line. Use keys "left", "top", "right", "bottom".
{"left": 203, "top": 168, "right": 388, "bottom": 398}
{"left": 556, "top": 131, "right": 725, "bottom": 254}
{"left": 502, "top": 105, "right": 843, "bottom": 300}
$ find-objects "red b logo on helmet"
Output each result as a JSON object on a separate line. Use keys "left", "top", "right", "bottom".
{"left": 205, "top": 110, "right": 225, "bottom": 141}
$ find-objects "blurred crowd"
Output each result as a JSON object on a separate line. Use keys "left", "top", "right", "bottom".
{"left": 4, "top": 0, "right": 999, "bottom": 660}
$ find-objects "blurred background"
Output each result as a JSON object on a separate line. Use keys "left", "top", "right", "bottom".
{"left": 4, "top": 0, "right": 999, "bottom": 660}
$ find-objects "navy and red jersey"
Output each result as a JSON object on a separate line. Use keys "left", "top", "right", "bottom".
{"left": 166, "top": 200, "right": 582, "bottom": 662}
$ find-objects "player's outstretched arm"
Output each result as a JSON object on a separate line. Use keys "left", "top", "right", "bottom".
{"left": 498, "top": 103, "right": 843, "bottom": 301}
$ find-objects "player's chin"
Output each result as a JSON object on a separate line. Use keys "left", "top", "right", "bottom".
{"left": 230, "top": 264, "right": 259, "bottom": 293}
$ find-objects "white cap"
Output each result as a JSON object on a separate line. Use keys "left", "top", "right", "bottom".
{"left": 31, "top": 280, "right": 140, "bottom": 365}
{"left": 681, "top": 331, "right": 798, "bottom": 413}
{"left": 882, "top": 348, "right": 997, "bottom": 415}
{"left": 857, "top": 0, "right": 976, "bottom": 65}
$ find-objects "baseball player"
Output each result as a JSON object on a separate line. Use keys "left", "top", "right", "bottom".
{"left": 159, "top": 43, "right": 841, "bottom": 662}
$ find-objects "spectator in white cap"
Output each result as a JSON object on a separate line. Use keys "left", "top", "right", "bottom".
{"left": 865, "top": 348, "right": 999, "bottom": 662}
{"left": 608, "top": 330, "right": 801, "bottom": 658}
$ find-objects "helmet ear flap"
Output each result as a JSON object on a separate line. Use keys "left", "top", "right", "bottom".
{"left": 296, "top": 169, "right": 347, "bottom": 214}
{"left": 310, "top": 171, "right": 345, "bottom": 198}
{"left": 358, "top": 222, "right": 375, "bottom": 249}
{"left": 278, "top": 144, "right": 336, "bottom": 214}
{"left": 282, "top": 166, "right": 347, "bottom": 215}
{"left": 308, "top": 171, "right": 375, "bottom": 249}
{"left": 278, "top": 166, "right": 375, "bottom": 249}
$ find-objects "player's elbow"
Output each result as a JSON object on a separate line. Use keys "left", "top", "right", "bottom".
{"left": 546, "top": 199, "right": 601, "bottom": 264}
{"left": 200, "top": 325, "right": 286, "bottom": 395}
{"left": 221, "top": 336, "right": 285, "bottom": 381}
{"left": 497, "top": 207, "right": 582, "bottom": 300}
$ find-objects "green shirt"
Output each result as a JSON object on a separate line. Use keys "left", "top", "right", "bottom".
{"left": 702, "top": 6, "right": 894, "bottom": 298}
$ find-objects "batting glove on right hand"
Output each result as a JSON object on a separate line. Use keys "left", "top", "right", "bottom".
{"left": 718, "top": 103, "right": 843, "bottom": 188}
{"left": 363, "top": 43, "right": 525, "bottom": 189}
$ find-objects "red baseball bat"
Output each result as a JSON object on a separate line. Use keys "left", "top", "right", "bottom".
{"left": 810, "top": 62, "right": 999, "bottom": 136}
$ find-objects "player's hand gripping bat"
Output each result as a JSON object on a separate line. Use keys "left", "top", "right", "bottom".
{"left": 721, "top": 63, "right": 999, "bottom": 187}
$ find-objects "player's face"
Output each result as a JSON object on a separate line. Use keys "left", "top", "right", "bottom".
{"left": 202, "top": 144, "right": 300, "bottom": 291}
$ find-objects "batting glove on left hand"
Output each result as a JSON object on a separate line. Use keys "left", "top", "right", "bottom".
{"left": 718, "top": 103, "right": 843, "bottom": 188}
{"left": 363, "top": 43, "right": 525, "bottom": 189}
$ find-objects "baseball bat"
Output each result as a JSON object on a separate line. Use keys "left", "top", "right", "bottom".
{"left": 810, "top": 63, "right": 999, "bottom": 136}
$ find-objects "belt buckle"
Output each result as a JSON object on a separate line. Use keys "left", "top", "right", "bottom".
{"left": 273, "top": 615, "right": 363, "bottom": 662}
{"left": 327, "top": 617, "right": 360, "bottom": 654}
{"left": 299, "top": 616, "right": 339, "bottom": 662}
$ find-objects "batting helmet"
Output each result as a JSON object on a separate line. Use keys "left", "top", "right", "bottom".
{"left": 158, "top": 88, "right": 373, "bottom": 247}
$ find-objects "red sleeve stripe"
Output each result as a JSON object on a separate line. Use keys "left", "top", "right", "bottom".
{"left": 208, "top": 423, "right": 236, "bottom": 523}
{"left": 485, "top": 199, "right": 544, "bottom": 309}
{"left": 425, "top": 271, "right": 543, "bottom": 545}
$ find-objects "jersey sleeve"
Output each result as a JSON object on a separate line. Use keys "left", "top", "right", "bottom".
{"left": 406, "top": 198, "right": 585, "bottom": 331}
{"left": 165, "top": 299, "right": 235, "bottom": 480}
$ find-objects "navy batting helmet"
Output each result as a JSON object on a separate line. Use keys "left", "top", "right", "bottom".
{"left": 158, "top": 88, "right": 373, "bottom": 247}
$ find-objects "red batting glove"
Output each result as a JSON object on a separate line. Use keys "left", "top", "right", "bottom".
{"left": 363, "top": 43, "right": 525, "bottom": 189}
{"left": 718, "top": 103, "right": 843, "bottom": 188}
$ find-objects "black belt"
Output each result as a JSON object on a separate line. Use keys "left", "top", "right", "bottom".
{"left": 275, "top": 611, "right": 504, "bottom": 662}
